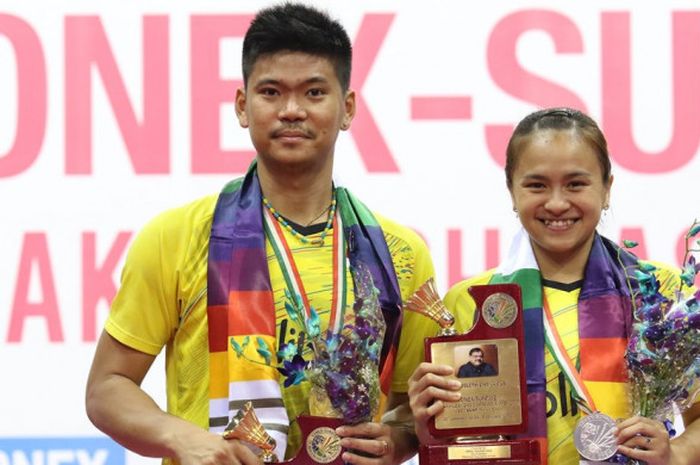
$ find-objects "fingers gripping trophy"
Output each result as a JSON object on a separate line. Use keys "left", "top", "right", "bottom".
{"left": 404, "top": 279, "right": 541, "bottom": 465}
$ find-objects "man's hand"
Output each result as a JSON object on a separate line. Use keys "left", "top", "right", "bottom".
{"left": 407, "top": 362, "right": 461, "bottom": 445}
{"left": 335, "top": 422, "right": 394, "bottom": 465}
{"left": 174, "top": 430, "right": 261, "bottom": 465}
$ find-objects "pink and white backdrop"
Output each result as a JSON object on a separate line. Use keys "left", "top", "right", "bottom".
{"left": 2, "top": 1, "right": 699, "bottom": 464}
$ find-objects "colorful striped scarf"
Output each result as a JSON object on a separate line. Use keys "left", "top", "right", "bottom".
{"left": 489, "top": 229, "right": 638, "bottom": 464}
{"left": 206, "top": 162, "right": 402, "bottom": 457}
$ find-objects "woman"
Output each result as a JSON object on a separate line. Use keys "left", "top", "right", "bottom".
{"left": 408, "top": 108, "right": 700, "bottom": 465}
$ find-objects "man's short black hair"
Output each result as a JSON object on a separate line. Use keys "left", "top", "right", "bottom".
{"left": 242, "top": 2, "right": 352, "bottom": 91}
{"left": 469, "top": 347, "right": 484, "bottom": 356}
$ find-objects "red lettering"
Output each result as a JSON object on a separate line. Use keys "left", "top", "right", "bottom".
{"left": 65, "top": 16, "right": 169, "bottom": 174}
{"left": 7, "top": 233, "right": 63, "bottom": 342}
{"left": 676, "top": 229, "right": 687, "bottom": 268}
{"left": 448, "top": 229, "right": 468, "bottom": 287}
{"left": 82, "top": 231, "right": 132, "bottom": 342}
{"left": 447, "top": 228, "right": 501, "bottom": 288}
{"left": 349, "top": 14, "right": 399, "bottom": 173}
{"left": 484, "top": 228, "right": 501, "bottom": 270}
{"left": 0, "top": 14, "right": 46, "bottom": 177}
{"left": 485, "top": 10, "right": 587, "bottom": 166}
{"left": 602, "top": 12, "right": 700, "bottom": 173}
{"left": 190, "top": 14, "right": 254, "bottom": 174}
{"left": 410, "top": 97, "right": 472, "bottom": 120}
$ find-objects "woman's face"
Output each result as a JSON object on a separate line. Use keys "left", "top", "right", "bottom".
{"left": 509, "top": 129, "right": 612, "bottom": 267}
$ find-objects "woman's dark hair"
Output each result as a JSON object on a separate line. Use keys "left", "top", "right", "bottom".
{"left": 505, "top": 107, "right": 611, "bottom": 188}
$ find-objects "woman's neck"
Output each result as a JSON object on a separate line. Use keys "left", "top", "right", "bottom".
{"left": 532, "top": 236, "right": 595, "bottom": 283}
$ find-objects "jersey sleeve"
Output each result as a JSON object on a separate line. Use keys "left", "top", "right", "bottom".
{"left": 105, "top": 212, "right": 182, "bottom": 355}
{"left": 105, "top": 196, "right": 216, "bottom": 355}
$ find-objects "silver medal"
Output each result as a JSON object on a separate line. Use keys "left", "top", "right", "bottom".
{"left": 574, "top": 412, "right": 618, "bottom": 462}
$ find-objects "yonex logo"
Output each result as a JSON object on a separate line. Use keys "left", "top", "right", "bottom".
{"left": 0, "top": 438, "right": 124, "bottom": 465}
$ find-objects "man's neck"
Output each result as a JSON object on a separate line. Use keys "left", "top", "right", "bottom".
{"left": 257, "top": 160, "right": 335, "bottom": 225}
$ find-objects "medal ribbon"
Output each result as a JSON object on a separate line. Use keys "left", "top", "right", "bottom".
{"left": 542, "top": 296, "right": 596, "bottom": 414}
{"left": 263, "top": 207, "right": 347, "bottom": 335}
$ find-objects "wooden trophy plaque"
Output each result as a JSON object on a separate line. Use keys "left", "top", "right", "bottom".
{"left": 414, "top": 283, "right": 541, "bottom": 465}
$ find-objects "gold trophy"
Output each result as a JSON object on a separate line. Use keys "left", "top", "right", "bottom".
{"left": 223, "top": 402, "right": 279, "bottom": 463}
{"left": 404, "top": 279, "right": 540, "bottom": 465}
{"left": 404, "top": 278, "right": 456, "bottom": 336}
{"left": 223, "top": 401, "right": 344, "bottom": 465}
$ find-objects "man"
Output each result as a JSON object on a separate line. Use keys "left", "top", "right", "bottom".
{"left": 85, "top": 4, "right": 436, "bottom": 465}
{"left": 457, "top": 347, "right": 496, "bottom": 378}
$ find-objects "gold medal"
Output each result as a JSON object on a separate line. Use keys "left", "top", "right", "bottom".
{"left": 306, "top": 426, "right": 342, "bottom": 463}
{"left": 481, "top": 292, "right": 518, "bottom": 328}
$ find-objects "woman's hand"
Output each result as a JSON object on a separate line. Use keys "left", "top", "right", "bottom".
{"left": 615, "top": 416, "right": 672, "bottom": 465}
{"left": 407, "top": 362, "right": 462, "bottom": 445}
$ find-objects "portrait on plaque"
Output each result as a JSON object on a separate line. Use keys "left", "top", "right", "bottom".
{"left": 455, "top": 344, "right": 499, "bottom": 378}
{"left": 429, "top": 337, "right": 522, "bottom": 430}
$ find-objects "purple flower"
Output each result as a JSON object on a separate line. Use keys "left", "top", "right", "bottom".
{"left": 277, "top": 341, "right": 298, "bottom": 361}
{"left": 635, "top": 270, "right": 659, "bottom": 298}
{"left": 624, "top": 221, "right": 700, "bottom": 419}
{"left": 278, "top": 354, "right": 308, "bottom": 387}
{"left": 643, "top": 303, "right": 663, "bottom": 322}
{"left": 274, "top": 262, "right": 385, "bottom": 423}
{"left": 659, "top": 332, "right": 679, "bottom": 350}
{"left": 686, "top": 294, "right": 699, "bottom": 312}
{"left": 688, "top": 312, "right": 700, "bottom": 330}
{"left": 628, "top": 333, "right": 641, "bottom": 349}
{"left": 665, "top": 302, "right": 686, "bottom": 320}
{"left": 354, "top": 316, "right": 379, "bottom": 340}
{"left": 643, "top": 324, "right": 665, "bottom": 345}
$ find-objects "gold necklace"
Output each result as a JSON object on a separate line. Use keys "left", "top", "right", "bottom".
{"left": 262, "top": 193, "right": 337, "bottom": 246}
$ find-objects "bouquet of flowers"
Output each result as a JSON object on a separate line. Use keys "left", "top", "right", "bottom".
{"left": 232, "top": 263, "right": 386, "bottom": 424}
{"left": 622, "top": 220, "right": 700, "bottom": 422}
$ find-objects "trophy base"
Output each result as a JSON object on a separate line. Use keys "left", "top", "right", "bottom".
{"left": 279, "top": 415, "right": 346, "bottom": 465}
{"left": 419, "top": 438, "right": 541, "bottom": 465}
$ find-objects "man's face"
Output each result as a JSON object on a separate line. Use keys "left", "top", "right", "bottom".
{"left": 235, "top": 51, "right": 355, "bottom": 172}
{"left": 470, "top": 350, "right": 484, "bottom": 366}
